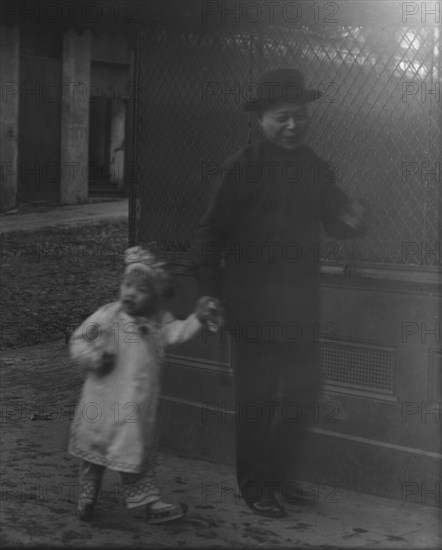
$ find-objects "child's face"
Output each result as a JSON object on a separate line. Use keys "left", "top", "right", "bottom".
{"left": 120, "top": 270, "right": 155, "bottom": 316}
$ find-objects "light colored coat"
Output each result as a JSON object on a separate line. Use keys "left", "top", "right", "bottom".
{"left": 68, "top": 302, "right": 201, "bottom": 473}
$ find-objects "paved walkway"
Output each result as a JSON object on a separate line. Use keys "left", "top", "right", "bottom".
{"left": 0, "top": 198, "right": 128, "bottom": 233}
{"left": 0, "top": 341, "right": 440, "bottom": 549}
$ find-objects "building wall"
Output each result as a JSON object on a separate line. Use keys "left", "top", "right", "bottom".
{"left": 0, "top": 25, "right": 20, "bottom": 212}
{"left": 91, "top": 32, "right": 131, "bottom": 65}
{"left": 0, "top": 26, "right": 132, "bottom": 209}
{"left": 18, "top": 28, "right": 62, "bottom": 203}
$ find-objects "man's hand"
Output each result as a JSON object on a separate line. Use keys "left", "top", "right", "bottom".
{"left": 340, "top": 199, "right": 368, "bottom": 231}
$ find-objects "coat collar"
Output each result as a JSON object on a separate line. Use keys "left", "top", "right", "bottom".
{"left": 117, "top": 304, "right": 161, "bottom": 336}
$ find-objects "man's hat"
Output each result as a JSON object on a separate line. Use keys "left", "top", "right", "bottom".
{"left": 242, "top": 68, "right": 322, "bottom": 112}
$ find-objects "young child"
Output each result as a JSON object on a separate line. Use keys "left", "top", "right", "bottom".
{"left": 68, "top": 246, "right": 212, "bottom": 523}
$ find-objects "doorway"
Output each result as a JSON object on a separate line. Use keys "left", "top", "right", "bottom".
{"left": 88, "top": 97, "right": 126, "bottom": 195}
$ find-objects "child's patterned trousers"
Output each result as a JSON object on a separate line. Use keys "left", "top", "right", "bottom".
{"left": 79, "top": 459, "right": 160, "bottom": 509}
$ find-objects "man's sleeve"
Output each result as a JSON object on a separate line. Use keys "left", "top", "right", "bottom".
{"left": 191, "top": 160, "right": 239, "bottom": 299}
{"left": 319, "top": 161, "right": 368, "bottom": 239}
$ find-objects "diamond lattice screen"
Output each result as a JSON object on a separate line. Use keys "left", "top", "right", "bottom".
{"left": 134, "top": 23, "right": 440, "bottom": 269}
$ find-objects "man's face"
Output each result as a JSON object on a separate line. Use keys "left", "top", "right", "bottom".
{"left": 258, "top": 103, "right": 309, "bottom": 150}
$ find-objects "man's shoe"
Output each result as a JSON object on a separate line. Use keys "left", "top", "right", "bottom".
{"left": 280, "top": 482, "right": 318, "bottom": 506}
{"left": 247, "top": 498, "right": 286, "bottom": 518}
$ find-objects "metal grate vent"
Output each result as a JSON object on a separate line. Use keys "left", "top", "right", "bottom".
{"left": 320, "top": 340, "right": 396, "bottom": 394}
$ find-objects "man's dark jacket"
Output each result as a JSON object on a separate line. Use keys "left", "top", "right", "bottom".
{"left": 192, "top": 140, "right": 365, "bottom": 343}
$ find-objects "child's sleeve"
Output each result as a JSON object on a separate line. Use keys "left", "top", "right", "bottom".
{"left": 70, "top": 304, "right": 117, "bottom": 373}
{"left": 160, "top": 311, "right": 201, "bottom": 345}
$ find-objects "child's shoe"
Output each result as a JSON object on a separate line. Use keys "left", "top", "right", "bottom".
{"left": 76, "top": 481, "right": 99, "bottom": 521}
{"left": 146, "top": 500, "right": 188, "bottom": 524}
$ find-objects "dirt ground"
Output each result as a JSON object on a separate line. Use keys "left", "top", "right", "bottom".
{"left": 1, "top": 211, "right": 440, "bottom": 549}
{"left": 1, "top": 341, "right": 440, "bottom": 549}
{"left": 1, "top": 220, "right": 128, "bottom": 349}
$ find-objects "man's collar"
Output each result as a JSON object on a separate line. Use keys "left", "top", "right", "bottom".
{"left": 260, "top": 138, "right": 303, "bottom": 157}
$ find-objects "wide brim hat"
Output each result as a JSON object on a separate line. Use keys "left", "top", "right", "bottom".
{"left": 242, "top": 68, "right": 322, "bottom": 112}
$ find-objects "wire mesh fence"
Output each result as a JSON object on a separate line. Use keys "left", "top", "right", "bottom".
{"left": 133, "top": 16, "right": 440, "bottom": 271}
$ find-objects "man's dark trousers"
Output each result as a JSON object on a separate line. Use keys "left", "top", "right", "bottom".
{"left": 234, "top": 340, "right": 321, "bottom": 504}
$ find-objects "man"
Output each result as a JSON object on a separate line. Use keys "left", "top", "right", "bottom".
{"left": 192, "top": 69, "right": 367, "bottom": 518}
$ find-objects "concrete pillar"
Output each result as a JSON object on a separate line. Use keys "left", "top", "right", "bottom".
{"left": 0, "top": 25, "right": 20, "bottom": 212}
{"left": 60, "top": 29, "right": 91, "bottom": 204}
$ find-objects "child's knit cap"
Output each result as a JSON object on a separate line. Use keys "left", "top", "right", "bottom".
{"left": 123, "top": 246, "right": 174, "bottom": 298}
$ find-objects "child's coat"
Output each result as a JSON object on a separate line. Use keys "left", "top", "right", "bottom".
{"left": 68, "top": 302, "right": 200, "bottom": 473}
